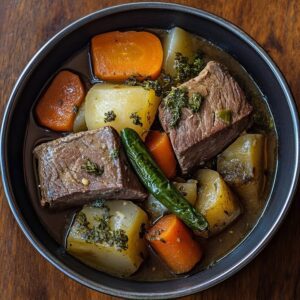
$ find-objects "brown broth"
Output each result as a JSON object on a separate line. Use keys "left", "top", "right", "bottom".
{"left": 24, "top": 28, "right": 277, "bottom": 282}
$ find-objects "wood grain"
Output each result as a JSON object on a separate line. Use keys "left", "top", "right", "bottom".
{"left": 0, "top": 0, "right": 299, "bottom": 299}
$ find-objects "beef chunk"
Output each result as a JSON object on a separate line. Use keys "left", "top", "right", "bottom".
{"left": 33, "top": 127, "right": 147, "bottom": 208}
{"left": 159, "top": 61, "right": 253, "bottom": 173}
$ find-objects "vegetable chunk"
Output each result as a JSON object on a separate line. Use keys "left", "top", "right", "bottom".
{"left": 145, "top": 131, "right": 177, "bottom": 178}
{"left": 121, "top": 128, "right": 208, "bottom": 232}
{"left": 91, "top": 31, "right": 163, "bottom": 81}
{"left": 163, "top": 27, "right": 197, "bottom": 76}
{"left": 35, "top": 70, "right": 85, "bottom": 131}
{"left": 195, "top": 169, "right": 241, "bottom": 236}
{"left": 173, "top": 180, "right": 198, "bottom": 205}
{"left": 67, "top": 200, "right": 148, "bottom": 277}
{"left": 73, "top": 101, "right": 87, "bottom": 132}
{"left": 217, "top": 134, "right": 266, "bottom": 211}
{"left": 146, "top": 214, "right": 203, "bottom": 274}
{"left": 85, "top": 84, "right": 160, "bottom": 140}
{"left": 144, "top": 180, "right": 198, "bottom": 220}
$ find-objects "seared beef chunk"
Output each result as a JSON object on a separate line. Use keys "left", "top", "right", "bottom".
{"left": 159, "top": 61, "right": 253, "bottom": 173}
{"left": 33, "top": 127, "right": 147, "bottom": 208}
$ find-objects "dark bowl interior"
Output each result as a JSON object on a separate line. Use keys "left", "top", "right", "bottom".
{"left": 1, "top": 3, "right": 299, "bottom": 299}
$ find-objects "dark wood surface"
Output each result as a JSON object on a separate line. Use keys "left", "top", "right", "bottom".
{"left": 0, "top": 0, "right": 299, "bottom": 299}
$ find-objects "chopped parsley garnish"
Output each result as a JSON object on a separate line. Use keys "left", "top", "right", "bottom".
{"left": 174, "top": 52, "right": 204, "bottom": 83}
{"left": 91, "top": 199, "right": 105, "bottom": 208}
{"left": 76, "top": 211, "right": 89, "bottom": 227}
{"left": 130, "top": 112, "right": 143, "bottom": 126}
{"left": 164, "top": 87, "right": 189, "bottom": 128}
{"left": 216, "top": 109, "right": 232, "bottom": 124}
{"left": 113, "top": 229, "right": 129, "bottom": 250}
{"left": 81, "top": 158, "right": 104, "bottom": 176}
{"left": 104, "top": 110, "right": 116, "bottom": 123}
{"left": 110, "top": 149, "right": 120, "bottom": 160}
{"left": 125, "top": 51, "right": 204, "bottom": 99}
{"left": 73, "top": 209, "right": 128, "bottom": 251}
{"left": 125, "top": 72, "right": 174, "bottom": 98}
{"left": 164, "top": 88, "right": 203, "bottom": 128}
{"left": 125, "top": 51, "right": 205, "bottom": 128}
{"left": 188, "top": 93, "right": 202, "bottom": 113}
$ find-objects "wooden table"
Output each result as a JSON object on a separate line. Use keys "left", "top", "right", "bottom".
{"left": 0, "top": 0, "right": 299, "bottom": 299}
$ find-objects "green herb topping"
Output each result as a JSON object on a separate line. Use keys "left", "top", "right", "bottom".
{"left": 130, "top": 112, "right": 143, "bottom": 126}
{"left": 125, "top": 72, "right": 174, "bottom": 98}
{"left": 81, "top": 158, "right": 104, "bottom": 176}
{"left": 164, "top": 87, "right": 189, "bottom": 128}
{"left": 91, "top": 199, "right": 105, "bottom": 208}
{"left": 104, "top": 110, "right": 116, "bottom": 123}
{"left": 125, "top": 52, "right": 204, "bottom": 98}
{"left": 174, "top": 52, "right": 204, "bottom": 83}
{"left": 188, "top": 93, "right": 202, "bottom": 113}
{"left": 163, "top": 88, "right": 203, "bottom": 128}
{"left": 216, "top": 109, "right": 232, "bottom": 124}
{"left": 73, "top": 208, "right": 128, "bottom": 251}
{"left": 110, "top": 149, "right": 120, "bottom": 160}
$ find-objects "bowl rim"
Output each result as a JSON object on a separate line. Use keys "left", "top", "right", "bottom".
{"left": 1, "top": 2, "right": 299, "bottom": 299}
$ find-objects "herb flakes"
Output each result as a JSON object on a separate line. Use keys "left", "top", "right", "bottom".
{"left": 74, "top": 207, "right": 128, "bottom": 251}
{"left": 110, "top": 149, "right": 120, "bottom": 160}
{"left": 104, "top": 110, "right": 116, "bottom": 123}
{"left": 163, "top": 87, "right": 188, "bottom": 128}
{"left": 125, "top": 72, "right": 174, "bottom": 98}
{"left": 188, "top": 93, "right": 202, "bottom": 113}
{"left": 81, "top": 158, "right": 104, "bottom": 176}
{"left": 130, "top": 112, "right": 143, "bottom": 126}
{"left": 91, "top": 199, "right": 105, "bottom": 208}
{"left": 174, "top": 52, "right": 204, "bottom": 83}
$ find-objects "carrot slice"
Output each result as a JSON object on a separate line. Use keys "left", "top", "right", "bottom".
{"left": 91, "top": 31, "right": 163, "bottom": 81}
{"left": 146, "top": 214, "right": 203, "bottom": 274}
{"left": 35, "top": 70, "right": 85, "bottom": 132}
{"left": 145, "top": 131, "right": 177, "bottom": 178}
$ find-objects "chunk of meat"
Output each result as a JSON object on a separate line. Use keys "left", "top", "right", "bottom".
{"left": 159, "top": 61, "right": 253, "bottom": 173}
{"left": 33, "top": 127, "right": 147, "bottom": 208}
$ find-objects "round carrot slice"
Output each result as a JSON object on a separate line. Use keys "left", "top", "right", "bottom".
{"left": 91, "top": 31, "right": 163, "bottom": 81}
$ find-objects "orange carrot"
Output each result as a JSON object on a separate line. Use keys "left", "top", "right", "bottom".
{"left": 146, "top": 214, "right": 203, "bottom": 274}
{"left": 145, "top": 131, "right": 177, "bottom": 178}
{"left": 91, "top": 31, "right": 163, "bottom": 81}
{"left": 35, "top": 70, "right": 85, "bottom": 132}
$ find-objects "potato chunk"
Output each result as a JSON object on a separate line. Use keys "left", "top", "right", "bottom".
{"left": 67, "top": 200, "right": 148, "bottom": 277}
{"left": 217, "top": 134, "right": 265, "bottom": 211}
{"left": 195, "top": 169, "right": 241, "bottom": 236}
{"left": 173, "top": 180, "right": 198, "bottom": 205}
{"left": 73, "top": 101, "right": 87, "bottom": 132}
{"left": 85, "top": 84, "right": 160, "bottom": 139}
{"left": 163, "top": 27, "right": 197, "bottom": 76}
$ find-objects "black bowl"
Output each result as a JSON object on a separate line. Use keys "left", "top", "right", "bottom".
{"left": 1, "top": 2, "right": 299, "bottom": 299}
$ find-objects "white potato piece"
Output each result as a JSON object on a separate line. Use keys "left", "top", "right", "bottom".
{"left": 163, "top": 27, "right": 197, "bottom": 76}
{"left": 67, "top": 200, "right": 148, "bottom": 277}
{"left": 173, "top": 180, "right": 198, "bottom": 205}
{"left": 73, "top": 101, "right": 87, "bottom": 132}
{"left": 195, "top": 169, "right": 241, "bottom": 236}
{"left": 217, "top": 134, "right": 266, "bottom": 212}
{"left": 85, "top": 83, "right": 160, "bottom": 140}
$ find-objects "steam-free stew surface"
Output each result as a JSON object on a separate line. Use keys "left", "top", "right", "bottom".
{"left": 24, "top": 28, "right": 277, "bottom": 281}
